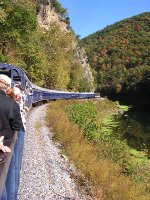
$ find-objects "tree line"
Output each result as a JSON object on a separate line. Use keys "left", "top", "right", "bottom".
{"left": 0, "top": 0, "right": 90, "bottom": 91}
{"left": 81, "top": 12, "right": 150, "bottom": 102}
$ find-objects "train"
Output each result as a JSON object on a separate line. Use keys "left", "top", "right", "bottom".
{"left": 0, "top": 63, "right": 100, "bottom": 108}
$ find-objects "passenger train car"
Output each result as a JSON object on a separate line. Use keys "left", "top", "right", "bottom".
{"left": 0, "top": 63, "right": 100, "bottom": 108}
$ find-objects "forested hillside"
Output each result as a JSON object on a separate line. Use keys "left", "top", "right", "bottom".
{"left": 82, "top": 12, "right": 150, "bottom": 103}
{"left": 0, "top": 0, "right": 93, "bottom": 91}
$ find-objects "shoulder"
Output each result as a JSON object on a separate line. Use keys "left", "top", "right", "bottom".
{"left": 7, "top": 97, "right": 17, "bottom": 107}
{"left": 12, "top": 100, "right": 20, "bottom": 111}
{"left": 4, "top": 95, "right": 20, "bottom": 110}
{"left": 0, "top": 93, "right": 12, "bottom": 103}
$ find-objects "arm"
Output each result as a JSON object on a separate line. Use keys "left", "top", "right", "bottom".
{"left": 0, "top": 136, "right": 11, "bottom": 153}
{"left": 9, "top": 102, "right": 23, "bottom": 131}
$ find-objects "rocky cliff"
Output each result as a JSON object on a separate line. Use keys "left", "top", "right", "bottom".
{"left": 37, "top": 1, "right": 94, "bottom": 91}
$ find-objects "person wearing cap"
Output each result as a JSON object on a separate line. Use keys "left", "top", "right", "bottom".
{"left": 8, "top": 87, "right": 27, "bottom": 129}
{"left": 0, "top": 74, "right": 23, "bottom": 200}
{"left": 7, "top": 86, "right": 28, "bottom": 198}
{"left": 0, "top": 74, "right": 23, "bottom": 131}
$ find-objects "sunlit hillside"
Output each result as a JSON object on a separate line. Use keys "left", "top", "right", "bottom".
{"left": 81, "top": 12, "right": 150, "bottom": 101}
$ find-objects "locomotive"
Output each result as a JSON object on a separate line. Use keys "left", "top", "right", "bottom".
{"left": 0, "top": 63, "right": 100, "bottom": 108}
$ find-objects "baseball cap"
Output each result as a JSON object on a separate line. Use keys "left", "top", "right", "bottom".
{"left": 0, "top": 74, "right": 11, "bottom": 86}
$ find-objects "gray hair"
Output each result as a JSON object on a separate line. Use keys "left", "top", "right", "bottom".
{"left": 0, "top": 82, "right": 8, "bottom": 90}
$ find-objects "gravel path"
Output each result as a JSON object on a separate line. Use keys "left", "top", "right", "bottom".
{"left": 18, "top": 104, "right": 90, "bottom": 200}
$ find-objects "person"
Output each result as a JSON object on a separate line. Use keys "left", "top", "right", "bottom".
{"left": 0, "top": 74, "right": 23, "bottom": 131}
{"left": 6, "top": 86, "right": 28, "bottom": 199}
{"left": 0, "top": 74, "right": 23, "bottom": 200}
{"left": 9, "top": 86, "right": 28, "bottom": 130}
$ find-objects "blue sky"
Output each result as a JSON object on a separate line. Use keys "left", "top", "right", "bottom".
{"left": 58, "top": 0, "right": 150, "bottom": 38}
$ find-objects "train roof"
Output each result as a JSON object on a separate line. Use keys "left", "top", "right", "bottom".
{"left": 0, "top": 63, "right": 100, "bottom": 96}
{"left": 0, "top": 63, "right": 25, "bottom": 75}
{"left": 32, "top": 83, "right": 96, "bottom": 95}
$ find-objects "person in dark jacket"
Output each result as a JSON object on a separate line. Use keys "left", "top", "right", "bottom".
{"left": 0, "top": 74, "right": 23, "bottom": 131}
{"left": 0, "top": 110, "right": 13, "bottom": 138}
{"left": 0, "top": 75, "right": 23, "bottom": 199}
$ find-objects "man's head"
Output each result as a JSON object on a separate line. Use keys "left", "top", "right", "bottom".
{"left": 0, "top": 74, "right": 11, "bottom": 91}
{"left": 12, "top": 87, "right": 22, "bottom": 101}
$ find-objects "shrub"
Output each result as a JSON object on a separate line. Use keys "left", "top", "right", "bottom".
{"left": 46, "top": 100, "right": 150, "bottom": 199}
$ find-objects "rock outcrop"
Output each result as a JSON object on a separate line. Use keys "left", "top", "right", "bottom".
{"left": 37, "top": 1, "right": 94, "bottom": 91}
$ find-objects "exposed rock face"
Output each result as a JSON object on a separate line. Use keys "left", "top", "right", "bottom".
{"left": 37, "top": 1, "right": 94, "bottom": 91}
{"left": 37, "top": 2, "right": 68, "bottom": 32}
{"left": 75, "top": 45, "right": 94, "bottom": 91}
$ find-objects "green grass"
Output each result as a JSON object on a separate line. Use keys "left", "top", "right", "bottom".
{"left": 46, "top": 99, "right": 150, "bottom": 200}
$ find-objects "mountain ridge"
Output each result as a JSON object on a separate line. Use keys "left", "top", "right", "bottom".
{"left": 81, "top": 12, "right": 150, "bottom": 105}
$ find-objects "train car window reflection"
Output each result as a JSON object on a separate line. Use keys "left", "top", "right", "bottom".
{"left": 13, "top": 75, "right": 21, "bottom": 81}
{"left": 13, "top": 69, "right": 21, "bottom": 81}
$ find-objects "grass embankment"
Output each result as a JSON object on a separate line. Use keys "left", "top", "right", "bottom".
{"left": 46, "top": 99, "right": 150, "bottom": 200}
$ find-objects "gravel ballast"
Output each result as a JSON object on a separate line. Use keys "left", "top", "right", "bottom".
{"left": 18, "top": 104, "right": 90, "bottom": 200}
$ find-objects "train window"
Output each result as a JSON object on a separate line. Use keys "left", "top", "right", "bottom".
{"left": 13, "top": 69, "right": 21, "bottom": 81}
{"left": 0, "top": 68, "right": 11, "bottom": 78}
{"left": 25, "top": 80, "right": 31, "bottom": 89}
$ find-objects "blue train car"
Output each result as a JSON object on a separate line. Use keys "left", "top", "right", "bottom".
{"left": 0, "top": 63, "right": 25, "bottom": 86}
{"left": 31, "top": 83, "right": 99, "bottom": 105}
{"left": 0, "top": 63, "right": 100, "bottom": 108}
{"left": 0, "top": 63, "right": 33, "bottom": 108}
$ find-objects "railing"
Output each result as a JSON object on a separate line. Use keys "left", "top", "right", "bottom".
{"left": 0, "top": 130, "right": 24, "bottom": 200}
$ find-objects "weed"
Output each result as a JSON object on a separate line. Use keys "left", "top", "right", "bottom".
{"left": 46, "top": 99, "right": 150, "bottom": 200}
